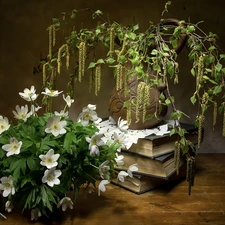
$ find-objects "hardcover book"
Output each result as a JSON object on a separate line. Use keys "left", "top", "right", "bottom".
{"left": 122, "top": 122, "right": 199, "bottom": 159}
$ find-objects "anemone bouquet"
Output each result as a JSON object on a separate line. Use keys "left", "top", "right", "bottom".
{"left": 0, "top": 85, "right": 141, "bottom": 220}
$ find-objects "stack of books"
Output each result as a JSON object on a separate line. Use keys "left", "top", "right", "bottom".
{"left": 111, "top": 122, "right": 199, "bottom": 194}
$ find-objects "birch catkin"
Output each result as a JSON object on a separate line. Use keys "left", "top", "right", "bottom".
{"left": 197, "top": 114, "right": 204, "bottom": 149}
{"left": 196, "top": 55, "right": 204, "bottom": 89}
{"left": 95, "top": 65, "right": 101, "bottom": 96}
{"left": 136, "top": 82, "right": 145, "bottom": 123}
{"left": 117, "top": 37, "right": 126, "bottom": 61}
{"left": 116, "top": 64, "right": 123, "bottom": 90}
{"left": 42, "top": 63, "right": 48, "bottom": 86}
{"left": 126, "top": 101, "right": 132, "bottom": 126}
{"left": 78, "top": 41, "right": 86, "bottom": 82}
{"left": 143, "top": 84, "right": 151, "bottom": 122}
{"left": 48, "top": 25, "right": 53, "bottom": 59}
{"left": 174, "top": 141, "right": 181, "bottom": 175}
{"left": 57, "top": 44, "right": 70, "bottom": 74}
{"left": 223, "top": 105, "right": 225, "bottom": 137}
{"left": 213, "top": 102, "right": 217, "bottom": 131}
{"left": 186, "top": 156, "right": 196, "bottom": 195}
{"left": 109, "top": 27, "right": 115, "bottom": 58}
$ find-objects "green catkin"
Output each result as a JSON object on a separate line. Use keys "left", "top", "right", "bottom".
{"left": 174, "top": 141, "right": 181, "bottom": 175}
{"left": 124, "top": 72, "right": 128, "bottom": 97}
{"left": 197, "top": 114, "right": 205, "bottom": 149}
{"left": 117, "top": 37, "right": 126, "bottom": 61}
{"left": 82, "top": 42, "right": 86, "bottom": 76}
{"left": 223, "top": 106, "right": 225, "bottom": 137}
{"left": 136, "top": 82, "right": 145, "bottom": 123}
{"left": 116, "top": 64, "right": 123, "bottom": 90}
{"left": 42, "top": 63, "right": 48, "bottom": 86}
{"left": 126, "top": 102, "right": 132, "bottom": 126}
{"left": 202, "top": 92, "right": 209, "bottom": 105}
{"left": 213, "top": 102, "right": 217, "bottom": 131}
{"left": 174, "top": 62, "right": 179, "bottom": 84}
{"left": 95, "top": 65, "right": 101, "bottom": 96}
{"left": 57, "top": 44, "right": 69, "bottom": 74}
{"left": 142, "top": 84, "right": 150, "bottom": 122}
{"left": 65, "top": 44, "right": 70, "bottom": 70}
{"left": 49, "top": 25, "right": 53, "bottom": 59}
{"left": 196, "top": 55, "right": 204, "bottom": 89}
{"left": 109, "top": 27, "right": 115, "bottom": 57}
{"left": 52, "top": 25, "right": 56, "bottom": 47}
{"left": 78, "top": 41, "right": 86, "bottom": 82}
{"left": 50, "top": 68, "right": 57, "bottom": 89}
{"left": 186, "top": 156, "right": 196, "bottom": 195}
{"left": 89, "top": 72, "right": 93, "bottom": 94}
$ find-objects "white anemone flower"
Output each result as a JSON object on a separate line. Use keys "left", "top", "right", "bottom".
{"left": 63, "top": 94, "right": 74, "bottom": 107}
{"left": 19, "top": 86, "right": 38, "bottom": 102}
{"left": 115, "top": 153, "right": 124, "bottom": 166}
{"left": 127, "top": 163, "right": 138, "bottom": 178}
{"left": 87, "top": 104, "right": 96, "bottom": 110}
{"left": 2, "top": 137, "right": 22, "bottom": 157}
{"left": 54, "top": 110, "right": 69, "bottom": 118}
{"left": 85, "top": 133, "right": 105, "bottom": 157}
{"left": 0, "top": 176, "right": 15, "bottom": 197}
{"left": 12, "top": 105, "right": 32, "bottom": 122}
{"left": 45, "top": 116, "right": 67, "bottom": 137}
{"left": 77, "top": 106, "right": 99, "bottom": 126}
{"left": 5, "top": 200, "right": 14, "bottom": 213}
{"left": 30, "top": 105, "right": 42, "bottom": 115}
{"left": 98, "top": 180, "right": 110, "bottom": 196}
{"left": 0, "top": 116, "right": 10, "bottom": 134}
{"left": 31, "top": 208, "right": 41, "bottom": 220}
{"left": 42, "top": 167, "right": 62, "bottom": 187}
{"left": 99, "top": 160, "right": 110, "bottom": 179}
{"left": 112, "top": 132, "right": 131, "bottom": 151}
{"left": 117, "top": 171, "right": 129, "bottom": 182}
{"left": 57, "top": 197, "right": 74, "bottom": 211}
{"left": 39, "top": 149, "right": 60, "bottom": 169}
{"left": 41, "top": 88, "right": 63, "bottom": 97}
{"left": 117, "top": 117, "right": 129, "bottom": 132}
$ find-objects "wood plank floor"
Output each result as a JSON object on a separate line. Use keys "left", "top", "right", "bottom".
{"left": 0, "top": 153, "right": 225, "bottom": 225}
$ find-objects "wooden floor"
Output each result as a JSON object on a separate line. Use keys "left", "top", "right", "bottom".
{"left": 1, "top": 154, "right": 225, "bottom": 225}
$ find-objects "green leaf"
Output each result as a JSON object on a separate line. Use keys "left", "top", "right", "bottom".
{"left": 71, "top": 9, "right": 77, "bottom": 19}
{"left": 202, "top": 75, "right": 218, "bottom": 84}
{"left": 190, "top": 95, "right": 196, "bottom": 105}
{"left": 27, "top": 157, "right": 38, "bottom": 171}
{"left": 162, "top": 43, "right": 170, "bottom": 52}
{"left": 220, "top": 54, "right": 225, "bottom": 59}
{"left": 96, "top": 59, "right": 105, "bottom": 64}
{"left": 215, "top": 62, "right": 222, "bottom": 72}
{"left": 133, "top": 24, "right": 139, "bottom": 31}
{"left": 187, "top": 25, "right": 195, "bottom": 33}
{"left": 64, "top": 132, "right": 77, "bottom": 152}
{"left": 168, "top": 65, "right": 175, "bottom": 77}
{"left": 106, "top": 58, "right": 115, "bottom": 64}
{"left": 127, "top": 32, "right": 136, "bottom": 40}
{"left": 88, "top": 62, "right": 96, "bottom": 69}
{"left": 165, "top": 98, "right": 171, "bottom": 105}
{"left": 135, "top": 66, "right": 144, "bottom": 75}
{"left": 151, "top": 49, "right": 158, "bottom": 55}
{"left": 213, "top": 85, "right": 222, "bottom": 95}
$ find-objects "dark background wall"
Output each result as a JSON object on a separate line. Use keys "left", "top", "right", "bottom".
{"left": 0, "top": 0, "right": 225, "bottom": 153}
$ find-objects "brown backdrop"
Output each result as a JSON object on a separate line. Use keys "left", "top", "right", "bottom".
{"left": 1, "top": 0, "right": 225, "bottom": 153}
